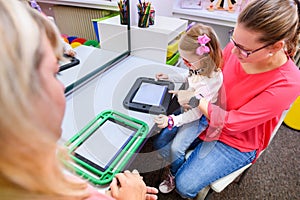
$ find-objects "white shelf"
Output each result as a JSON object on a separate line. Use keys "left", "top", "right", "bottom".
{"left": 37, "top": 0, "right": 118, "bottom": 11}
{"left": 172, "top": 0, "right": 239, "bottom": 48}
{"left": 98, "top": 16, "right": 188, "bottom": 63}
{"left": 172, "top": 0, "right": 238, "bottom": 27}
{"left": 97, "top": 16, "right": 129, "bottom": 53}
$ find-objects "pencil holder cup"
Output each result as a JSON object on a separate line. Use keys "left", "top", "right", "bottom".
{"left": 138, "top": 12, "right": 150, "bottom": 28}
{"left": 149, "top": 9, "right": 155, "bottom": 25}
{"left": 119, "top": 10, "right": 128, "bottom": 25}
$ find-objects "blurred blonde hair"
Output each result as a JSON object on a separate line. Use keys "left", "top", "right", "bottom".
{"left": 0, "top": 1, "right": 89, "bottom": 199}
{"left": 179, "top": 23, "right": 223, "bottom": 77}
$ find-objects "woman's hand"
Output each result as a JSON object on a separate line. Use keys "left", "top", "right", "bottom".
{"left": 156, "top": 73, "right": 168, "bottom": 80}
{"left": 109, "top": 170, "right": 158, "bottom": 200}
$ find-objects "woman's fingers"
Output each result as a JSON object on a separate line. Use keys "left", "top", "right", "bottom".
{"left": 109, "top": 177, "right": 119, "bottom": 197}
{"left": 146, "top": 186, "right": 158, "bottom": 194}
{"left": 146, "top": 194, "right": 158, "bottom": 200}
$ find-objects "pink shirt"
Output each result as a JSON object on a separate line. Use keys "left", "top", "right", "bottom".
{"left": 67, "top": 174, "right": 114, "bottom": 200}
{"left": 199, "top": 43, "right": 300, "bottom": 160}
{"left": 85, "top": 184, "right": 114, "bottom": 200}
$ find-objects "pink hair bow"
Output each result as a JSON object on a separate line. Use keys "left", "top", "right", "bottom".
{"left": 196, "top": 34, "right": 211, "bottom": 56}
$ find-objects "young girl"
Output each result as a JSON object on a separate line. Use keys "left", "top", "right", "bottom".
{"left": 153, "top": 23, "right": 223, "bottom": 193}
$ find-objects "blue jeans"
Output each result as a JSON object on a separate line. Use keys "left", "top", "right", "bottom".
{"left": 175, "top": 140, "right": 256, "bottom": 198}
{"left": 153, "top": 115, "right": 208, "bottom": 176}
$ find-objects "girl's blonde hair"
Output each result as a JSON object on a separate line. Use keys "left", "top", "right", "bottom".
{"left": 179, "top": 23, "right": 223, "bottom": 77}
{"left": 0, "top": 1, "right": 89, "bottom": 199}
{"left": 239, "top": 0, "right": 300, "bottom": 57}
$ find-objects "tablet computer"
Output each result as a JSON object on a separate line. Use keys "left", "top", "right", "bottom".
{"left": 73, "top": 118, "right": 136, "bottom": 172}
{"left": 123, "top": 77, "right": 175, "bottom": 114}
{"left": 65, "top": 110, "right": 149, "bottom": 185}
{"left": 59, "top": 54, "right": 80, "bottom": 72}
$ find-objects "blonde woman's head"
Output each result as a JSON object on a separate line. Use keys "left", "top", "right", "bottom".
{"left": 0, "top": 1, "right": 89, "bottom": 199}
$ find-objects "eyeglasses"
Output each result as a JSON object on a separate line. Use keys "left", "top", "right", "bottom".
{"left": 230, "top": 37, "right": 271, "bottom": 58}
{"left": 182, "top": 57, "right": 204, "bottom": 68}
{"left": 182, "top": 57, "right": 208, "bottom": 76}
{"left": 182, "top": 57, "right": 194, "bottom": 67}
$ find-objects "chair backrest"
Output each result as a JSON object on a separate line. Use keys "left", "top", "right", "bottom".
{"left": 273, "top": 109, "right": 289, "bottom": 137}
{"left": 210, "top": 108, "right": 290, "bottom": 194}
{"left": 258, "top": 108, "right": 289, "bottom": 158}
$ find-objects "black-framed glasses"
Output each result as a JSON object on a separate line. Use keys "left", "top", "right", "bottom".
{"left": 230, "top": 37, "right": 272, "bottom": 58}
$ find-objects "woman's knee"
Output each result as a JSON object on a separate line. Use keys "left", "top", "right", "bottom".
{"left": 175, "top": 179, "right": 198, "bottom": 199}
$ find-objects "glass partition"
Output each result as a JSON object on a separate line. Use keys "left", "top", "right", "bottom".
{"left": 50, "top": 0, "right": 131, "bottom": 96}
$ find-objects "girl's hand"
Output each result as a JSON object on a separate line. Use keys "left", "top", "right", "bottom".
{"left": 156, "top": 73, "right": 168, "bottom": 80}
{"left": 154, "top": 114, "right": 169, "bottom": 128}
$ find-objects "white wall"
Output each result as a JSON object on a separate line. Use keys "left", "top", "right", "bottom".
{"left": 131, "top": 0, "right": 174, "bottom": 17}
{"left": 150, "top": 0, "right": 174, "bottom": 16}
{"left": 130, "top": 0, "right": 174, "bottom": 25}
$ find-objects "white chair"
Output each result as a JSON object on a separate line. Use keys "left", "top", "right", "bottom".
{"left": 186, "top": 109, "right": 289, "bottom": 200}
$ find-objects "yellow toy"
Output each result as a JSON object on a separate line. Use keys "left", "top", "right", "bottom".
{"left": 284, "top": 96, "right": 300, "bottom": 130}
{"left": 208, "top": 0, "right": 236, "bottom": 12}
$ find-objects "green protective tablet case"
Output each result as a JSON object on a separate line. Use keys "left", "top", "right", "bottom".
{"left": 64, "top": 110, "right": 149, "bottom": 185}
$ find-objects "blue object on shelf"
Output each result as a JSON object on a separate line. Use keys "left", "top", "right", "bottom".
{"left": 91, "top": 13, "right": 119, "bottom": 43}
{"left": 92, "top": 20, "right": 100, "bottom": 42}
{"left": 67, "top": 36, "right": 78, "bottom": 44}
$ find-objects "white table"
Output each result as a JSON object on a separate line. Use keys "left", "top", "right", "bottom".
{"left": 59, "top": 45, "right": 187, "bottom": 143}
{"left": 58, "top": 45, "right": 188, "bottom": 189}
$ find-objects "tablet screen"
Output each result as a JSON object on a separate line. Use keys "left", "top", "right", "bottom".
{"left": 132, "top": 82, "right": 168, "bottom": 106}
{"left": 123, "top": 77, "right": 174, "bottom": 114}
{"left": 74, "top": 119, "right": 136, "bottom": 171}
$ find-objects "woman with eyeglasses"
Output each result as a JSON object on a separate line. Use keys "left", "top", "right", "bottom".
{"left": 167, "top": 0, "right": 300, "bottom": 199}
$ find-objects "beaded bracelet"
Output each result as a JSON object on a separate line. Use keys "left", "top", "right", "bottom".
{"left": 167, "top": 116, "right": 174, "bottom": 130}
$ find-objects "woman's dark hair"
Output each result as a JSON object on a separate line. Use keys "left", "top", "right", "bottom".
{"left": 238, "top": 0, "right": 300, "bottom": 57}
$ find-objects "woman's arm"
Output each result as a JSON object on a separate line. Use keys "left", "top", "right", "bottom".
{"left": 207, "top": 85, "right": 297, "bottom": 135}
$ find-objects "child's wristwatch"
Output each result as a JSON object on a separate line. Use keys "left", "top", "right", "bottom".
{"left": 189, "top": 94, "right": 203, "bottom": 108}
{"left": 167, "top": 116, "right": 174, "bottom": 130}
